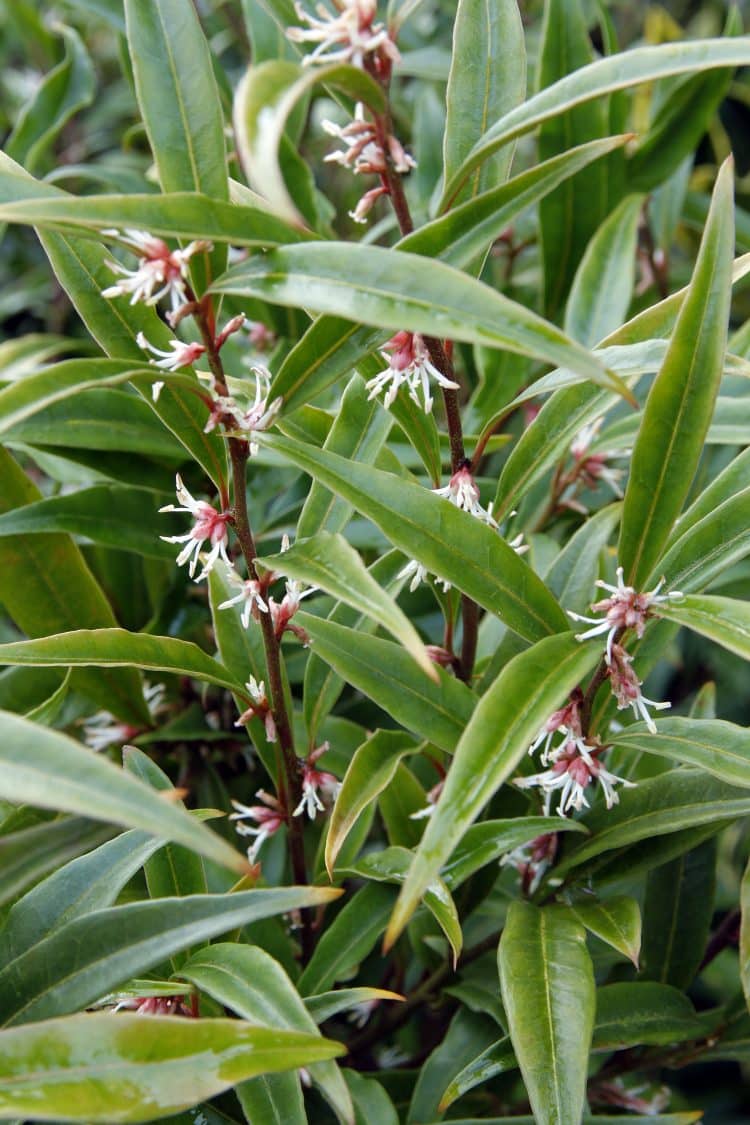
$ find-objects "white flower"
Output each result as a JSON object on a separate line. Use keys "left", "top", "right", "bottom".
{"left": 608, "top": 643, "right": 670, "bottom": 733}
{"left": 218, "top": 564, "right": 268, "bottom": 627}
{"left": 568, "top": 566, "right": 682, "bottom": 664}
{"left": 292, "top": 743, "right": 340, "bottom": 820}
{"left": 286, "top": 0, "right": 400, "bottom": 69}
{"left": 269, "top": 577, "right": 317, "bottom": 640}
{"left": 101, "top": 230, "right": 209, "bottom": 312}
{"left": 515, "top": 739, "right": 635, "bottom": 817}
{"left": 397, "top": 557, "right": 451, "bottom": 594}
{"left": 207, "top": 365, "right": 282, "bottom": 453}
{"left": 82, "top": 681, "right": 166, "bottom": 752}
{"left": 433, "top": 465, "right": 498, "bottom": 528}
{"left": 230, "top": 791, "right": 285, "bottom": 863}
{"left": 159, "top": 474, "right": 232, "bottom": 581}
{"left": 136, "top": 331, "right": 206, "bottom": 372}
{"left": 235, "top": 676, "right": 277, "bottom": 742}
{"left": 365, "top": 331, "right": 459, "bottom": 413}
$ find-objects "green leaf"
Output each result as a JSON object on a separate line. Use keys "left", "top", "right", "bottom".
{"left": 618, "top": 157, "right": 734, "bottom": 586}
{"left": 213, "top": 243, "right": 632, "bottom": 401}
{"left": 0, "top": 190, "right": 309, "bottom": 248}
{"left": 593, "top": 982, "right": 702, "bottom": 1049}
{"left": 544, "top": 503, "right": 621, "bottom": 617}
{"left": 443, "top": 0, "right": 526, "bottom": 200}
{"left": 179, "top": 944, "right": 353, "bottom": 1125}
{"left": 0, "top": 817, "right": 111, "bottom": 910}
{"left": 442, "top": 817, "right": 587, "bottom": 891}
{"left": 234, "top": 60, "right": 384, "bottom": 227}
{"left": 265, "top": 433, "right": 569, "bottom": 641}
{"left": 498, "top": 903, "right": 595, "bottom": 1125}
{"left": 553, "top": 770, "right": 750, "bottom": 879}
{"left": 611, "top": 718, "right": 750, "bottom": 789}
{"left": 0, "top": 628, "right": 244, "bottom": 693}
{"left": 0, "top": 829, "right": 168, "bottom": 963}
{"left": 741, "top": 853, "right": 750, "bottom": 1014}
{"left": 409, "top": 1008, "right": 501, "bottom": 1123}
{"left": 124, "top": 0, "right": 227, "bottom": 201}
{"left": 299, "top": 883, "right": 397, "bottom": 996}
{"left": 0, "top": 710, "right": 247, "bottom": 875}
{"left": 385, "top": 634, "right": 599, "bottom": 948}
{"left": 564, "top": 195, "right": 643, "bottom": 347}
{"left": 537, "top": 0, "right": 611, "bottom": 317}
{"left": 655, "top": 488, "right": 750, "bottom": 594}
{"left": 566, "top": 896, "right": 641, "bottom": 966}
{"left": 0, "top": 885, "right": 339, "bottom": 1026}
{"left": 656, "top": 595, "right": 750, "bottom": 662}
{"left": 0, "top": 1013, "right": 342, "bottom": 1122}
{"left": 270, "top": 137, "right": 631, "bottom": 414}
{"left": 298, "top": 614, "right": 474, "bottom": 752}
{"left": 339, "top": 846, "right": 462, "bottom": 965}
{"left": 326, "top": 730, "right": 417, "bottom": 877}
{"left": 344, "top": 1069, "right": 399, "bottom": 1125}
{"left": 640, "top": 839, "right": 716, "bottom": 990}
{"left": 0, "top": 448, "right": 148, "bottom": 724}
{"left": 258, "top": 532, "right": 435, "bottom": 679}
{"left": 304, "top": 987, "right": 404, "bottom": 1025}
{"left": 4, "top": 26, "right": 95, "bottom": 173}
{"left": 0, "top": 485, "right": 173, "bottom": 560}
{"left": 441, "top": 38, "right": 750, "bottom": 208}
{"left": 438, "top": 1037, "right": 516, "bottom": 1112}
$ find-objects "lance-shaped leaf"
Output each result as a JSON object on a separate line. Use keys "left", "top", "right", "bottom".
{"left": 0, "top": 190, "right": 309, "bottom": 248}
{"left": 640, "top": 839, "right": 716, "bottom": 990}
{"left": 384, "top": 634, "right": 599, "bottom": 949}
{"left": 234, "top": 59, "right": 385, "bottom": 227}
{"left": 0, "top": 1013, "right": 343, "bottom": 1123}
{"left": 212, "top": 243, "right": 632, "bottom": 400}
{"left": 654, "top": 489, "right": 750, "bottom": 595}
{"left": 326, "top": 730, "right": 417, "bottom": 876}
{"left": 0, "top": 885, "right": 339, "bottom": 1026}
{"left": 443, "top": 0, "right": 526, "bottom": 199}
{"left": 441, "top": 817, "right": 587, "bottom": 891}
{"left": 0, "top": 629, "right": 243, "bottom": 693}
{"left": 0, "top": 817, "right": 111, "bottom": 911}
{"left": 552, "top": 770, "right": 750, "bottom": 879}
{"left": 299, "top": 883, "right": 397, "bottom": 996}
{"left": 264, "top": 433, "right": 568, "bottom": 641}
{"left": 339, "top": 846, "right": 462, "bottom": 964}
{"left": 270, "top": 136, "right": 631, "bottom": 413}
{"left": 441, "top": 38, "right": 750, "bottom": 208}
{"left": 179, "top": 944, "right": 353, "bottom": 1125}
{"left": 498, "top": 903, "right": 595, "bottom": 1125}
{"left": 438, "top": 1037, "right": 517, "bottom": 1111}
{"left": 611, "top": 718, "right": 750, "bottom": 789}
{"left": 0, "top": 710, "right": 246, "bottom": 875}
{"left": 298, "top": 615, "right": 474, "bottom": 752}
{"left": 304, "top": 987, "right": 404, "bottom": 1024}
{"left": 565, "top": 896, "right": 641, "bottom": 966}
{"left": 593, "top": 983, "right": 703, "bottom": 1050}
{"left": 258, "top": 532, "right": 435, "bottom": 679}
{"left": 618, "top": 157, "right": 734, "bottom": 586}
{"left": 655, "top": 596, "right": 750, "bottom": 662}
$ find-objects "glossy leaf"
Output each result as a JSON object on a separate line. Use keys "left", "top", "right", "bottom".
{"left": 340, "top": 846, "right": 462, "bottom": 964}
{"left": 0, "top": 710, "right": 247, "bottom": 875}
{"left": 553, "top": 770, "right": 750, "bottom": 879}
{"left": 618, "top": 158, "right": 734, "bottom": 586}
{"left": 299, "top": 883, "right": 397, "bottom": 996}
{"left": 298, "top": 614, "right": 474, "bottom": 752}
{"left": 179, "top": 944, "right": 353, "bottom": 1124}
{"left": 656, "top": 595, "right": 750, "bottom": 662}
{"left": 655, "top": 488, "right": 750, "bottom": 594}
{"left": 564, "top": 194, "right": 643, "bottom": 347}
{"left": 566, "top": 896, "right": 641, "bottom": 966}
{"left": 0, "top": 885, "right": 339, "bottom": 1025}
{"left": 438, "top": 1037, "right": 517, "bottom": 1112}
{"left": 441, "top": 38, "right": 750, "bottom": 207}
{"left": 443, "top": 0, "right": 525, "bottom": 199}
{"left": 326, "top": 730, "right": 417, "bottom": 876}
{"left": 385, "top": 634, "right": 599, "bottom": 948}
{"left": 212, "top": 243, "right": 631, "bottom": 399}
{"left": 265, "top": 433, "right": 569, "bottom": 641}
{"left": 304, "top": 987, "right": 404, "bottom": 1025}
{"left": 257, "top": 532, "right": 435, "bottom": 678}
{"left": 0, "top": 817, "right": 111, "bottom": 910}
{"left": 593, "top": 982, "right": 702, "bottom": 1049}
{"left": 0, "top": 628, "right": 244, "bottom": 693}
{"left": 640, "top": 839, "right": 716, "bottom": 989}
{"left": 441, "top": 816, "right": 587, "bottom": 891}
{"left": 498, "top": 902, "right": 595, "bottom": 1125}
{"left": 0, "top": 1013, "right": 342, "bottom": 1123}
{"left": 611, "top": 718, "right": 750, "bottom": 789}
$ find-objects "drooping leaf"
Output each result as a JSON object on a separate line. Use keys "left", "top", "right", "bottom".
{"left": 610, "top": 718, "right": 750, "bottom": 789}
{"left": 655, "top": 596, "right": 750, "bottom": 662}
{"left": 498, "top": 903, "right": 595, "bottom": 1125}
{"left": 0, "top": 1013, "right": 343, "bottom": 1123}
{"left": 566, "top": 896, "right": 642, "bottom": 966}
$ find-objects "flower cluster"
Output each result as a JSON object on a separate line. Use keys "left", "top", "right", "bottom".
{"left": 230, "top": 790, "right": 286, "bottom": 864}
{"left": 322, "top": 104, "right": 416, "bottom": 223}
{"left": 569, "top": 566, "right": 682, "bottom": 664}
{"left": 82, "top": 682, "right": 166, "bottom": 752}
{"left": 159, "top": 475, "right": 232, "bottom": 581}
{"left": 563, "top": 418, "right": 626, "bottom": 512}
{"left": 203, "top": 364, "right": 282, "bottom": 454}
{"left": 286, "top": 0, "right": 400, "bottom": 70}
{"left": 366, "top": 331, "right": 458, "bottom": 413}
{"left": 293, "top": 742, "right": 340, "bottom": 819}
{"left": 516, "top": 694, "right": 634, "bottom": 817}
{"left": 102, "top": 230, "right": 209, "bottom": 313}
{"left": 501, "top": 832, "right": 558, "bottom": 895}
{"left": 234, "top": 676, "right": 277, "bottom": 742}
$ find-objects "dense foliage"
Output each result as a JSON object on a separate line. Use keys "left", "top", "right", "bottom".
{"left": 1, "top": 0, "right": 750, "bottom": 1121}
